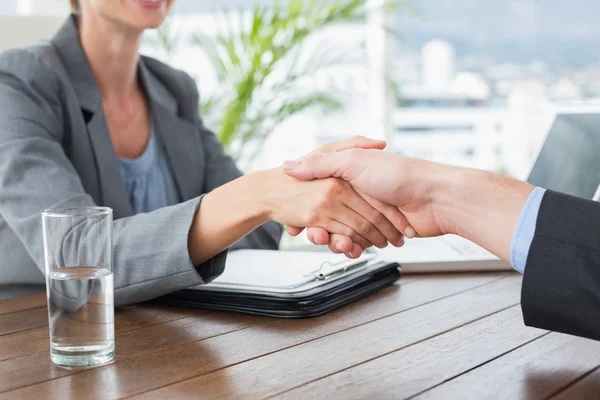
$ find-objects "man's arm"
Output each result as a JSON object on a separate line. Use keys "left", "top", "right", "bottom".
{"left": 283, "top": 149, "right": 535, "bottom": 261}
{"left": 429, "top": 167, "right": 534, "bottom": 262}
{"left": 438, "top": 173, "right": 600, "bottom": 340}
{"left": 521, "top": 190, "right": 600, "bottom": 341}
{"left": 283, "top": 146, "right": 600, "bottom": 341}
{"left": 414, "top": 170, "right": 600, "bottom": 340}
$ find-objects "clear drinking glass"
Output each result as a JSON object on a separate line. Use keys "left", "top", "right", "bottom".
{"left": 41, "top": 207, "right": 115, "bottom": 368}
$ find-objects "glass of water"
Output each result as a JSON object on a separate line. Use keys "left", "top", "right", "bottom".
{"left": 41, "top": 207, "right": 115, "bottom": 368}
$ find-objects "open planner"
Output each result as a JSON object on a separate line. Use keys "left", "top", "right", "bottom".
{"left": 162, "top": 250, "right": 400, "bottom": 318}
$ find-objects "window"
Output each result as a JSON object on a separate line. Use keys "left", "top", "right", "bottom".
{"left": 0, "top": 1, "right": 17, "bottom": 13}
{"left": 396, "top": 125, "right": 475, "bottom": 134}
{"left": 6, "top": 0, "right": 592, "bottom": 178}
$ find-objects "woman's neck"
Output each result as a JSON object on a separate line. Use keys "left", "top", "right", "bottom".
{"left": 78, "top": 14, "right": 142, "bottom": 99}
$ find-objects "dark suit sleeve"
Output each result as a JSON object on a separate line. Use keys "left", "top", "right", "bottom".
{"left": 521, "top": 190, "right": 600, "bottom": 341}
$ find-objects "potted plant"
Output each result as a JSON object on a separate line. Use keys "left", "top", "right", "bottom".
{"left": 146, "top": 0, "right": 409, "bottom": 170}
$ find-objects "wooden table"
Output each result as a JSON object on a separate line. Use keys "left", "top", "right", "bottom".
{"left": 1, "top": 272, "right": 599, "bottom": 399}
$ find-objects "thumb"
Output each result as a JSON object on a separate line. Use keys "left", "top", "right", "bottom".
{"left": 282, "top": 152, "right": 348, "bottom": 181}
{"left": 318, "top": 136, "right": 386, "bottom": 153}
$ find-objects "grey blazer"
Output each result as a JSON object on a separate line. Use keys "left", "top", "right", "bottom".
{"left": 0, "top": 16, "right": 282, "bottom": 305}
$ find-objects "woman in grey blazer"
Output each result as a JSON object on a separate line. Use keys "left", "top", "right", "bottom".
{"left": 0, "top": 0, "right": 407, "bottom": 305}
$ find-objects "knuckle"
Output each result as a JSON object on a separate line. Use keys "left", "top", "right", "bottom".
{"left": 316, "top": 192, "right": 332, "bottom": 208}
{"left": 351, "top": 235, "right": 366, "bottom": 247}
{"left": 356, "top": 220, "right": 372, "bottom": 236}
{"left": 306, "top": 153, "right": 323, "bottom": 168}
{"left": 329, "top": 179, "right": 346, "bottom": 195}
{"left": 305, "top": 210, "right": 321, "bottom": 226}
{"left": 346, "top": 230, "right": 361, "bottom": 243}
{"left": 370, "top": 211, "right": 386, "bottom": 225}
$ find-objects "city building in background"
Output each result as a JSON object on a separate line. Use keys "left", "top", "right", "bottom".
{"left": 312, "top": 35, "right": 555, "bottom": 179}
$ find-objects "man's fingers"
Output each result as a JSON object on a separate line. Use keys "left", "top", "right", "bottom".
{"left": 323, "top": 219, "right": 372, "bottom": 250}
{"left": 338, "top": 190, "right": 396, "bottom": 249}
{"left": 359, "top": 192, "right": 411, "bottom": 245}
{"left": 286, "top": 226, "right": 305, "bottom": 237}
{"left": 318, "top": 136, "right": 386, "bottom": 153}
{"left": 306, "top": 227, "right": 329, "bottom": 245}
{"left": 332, "top": 204, "right": 387, "bottom": 249}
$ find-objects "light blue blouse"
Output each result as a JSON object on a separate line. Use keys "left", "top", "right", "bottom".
{"left": 118, "top": 124, "right": 180, "bottom": 214}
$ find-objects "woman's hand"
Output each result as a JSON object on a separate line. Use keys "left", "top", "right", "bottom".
{"left": 257, "top": 168, "right": 406, "bottom": 252}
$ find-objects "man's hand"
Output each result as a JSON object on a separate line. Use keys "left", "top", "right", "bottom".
{"left": 283, "top": 147, "right": 535, "bottom": 262}
{"left": 284, "top": 149, "right": 445, "bottom": 238}
{"left": 288, "top": 137, "right": 409, "bottom": 257}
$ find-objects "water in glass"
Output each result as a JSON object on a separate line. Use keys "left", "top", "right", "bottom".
{"left": 47, "top": 266, "right": 115, "bottom": 367}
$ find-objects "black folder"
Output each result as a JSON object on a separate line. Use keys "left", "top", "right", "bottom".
{"left": 162, "top": 250, "right": 401, "bottom": 318}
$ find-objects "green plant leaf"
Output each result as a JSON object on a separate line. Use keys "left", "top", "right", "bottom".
{"left": 151, "top": 0, "right": 416, "bottom": 168}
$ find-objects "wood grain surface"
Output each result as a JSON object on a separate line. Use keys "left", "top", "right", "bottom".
{"left": 0, "top": 271, "right": 598, "bottom": 400}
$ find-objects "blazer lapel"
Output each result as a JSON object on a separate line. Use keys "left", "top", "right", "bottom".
{"left": 51, "top": 15, "right": 133, "bottom": 218}
{"left": 139, "top": 62, "right": 205, "bottom": 202}
{"left": 86, "top": 110, "right": 134, "bottom": 218}
{"left": 50, "top": 16, "right": 205, "bottom": 214}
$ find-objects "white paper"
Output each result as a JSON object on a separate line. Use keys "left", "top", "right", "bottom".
{"left": 213, "top": 249, "right": 375, "bottom": 288}
{"left": 375, "top": 235, "right": 496, "bottom": 264}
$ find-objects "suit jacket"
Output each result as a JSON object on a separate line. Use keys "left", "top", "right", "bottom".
{"left": 0, "top": 16, "right": 282, "bottom": 306}
{"left": 522, "top": 190, "right": 600, "bottom": 340}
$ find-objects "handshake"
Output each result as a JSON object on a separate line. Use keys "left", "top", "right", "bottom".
{"left": 271, "top": 136, "right": 533, "bottom": 264}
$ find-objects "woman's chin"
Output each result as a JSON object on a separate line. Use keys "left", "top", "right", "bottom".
{"left": 124, "top": 16, "right": 168, "bottom": 31}
{"left": 122, "top": 0, "right": 172, "bottom": 29}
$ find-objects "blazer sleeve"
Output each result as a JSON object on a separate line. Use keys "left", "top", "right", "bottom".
{"left": 0, "top": 49, "right": 221, "bottom": 306}
{"left": 521, "top": 189, "right": 600, "bottom": 341}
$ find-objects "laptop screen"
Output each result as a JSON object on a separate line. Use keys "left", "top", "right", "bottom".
{"left": 527, "top": 113, "right": 600, "bottom": 200}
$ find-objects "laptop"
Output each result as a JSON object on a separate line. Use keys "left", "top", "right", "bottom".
{"left": 375, "top": 105, "right": 600, "bottom": 273}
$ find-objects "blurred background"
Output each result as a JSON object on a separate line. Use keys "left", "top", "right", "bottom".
{"left": 2, "top": 0, "right": 599, "bottom": 180}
